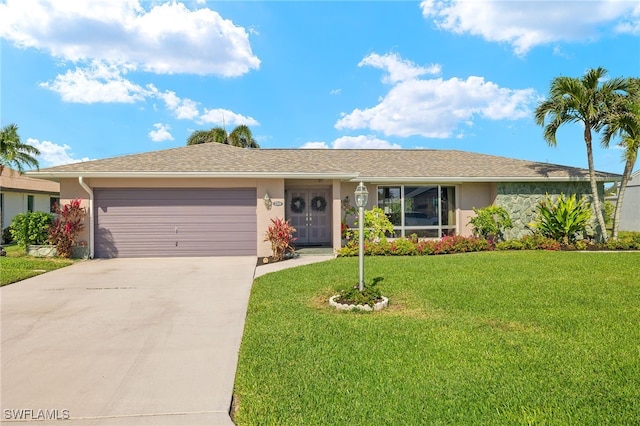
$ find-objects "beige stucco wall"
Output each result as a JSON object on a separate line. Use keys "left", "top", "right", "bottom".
{"left": 457, "top": 182, "right": 495, "bottom": 237}
{"left": 57, "top": 177, "right": 498, "bottom": 258}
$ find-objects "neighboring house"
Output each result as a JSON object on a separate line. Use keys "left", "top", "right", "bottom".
{"left": 28, "top": 143, "right": 619, "bottom": 258}
{"left": 1, "top": 167, "right": 60, "bottom": 232}
{"left": 618, "top": 170, "right": 640, "bottom": 232}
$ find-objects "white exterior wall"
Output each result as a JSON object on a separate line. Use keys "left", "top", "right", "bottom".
{"left": 1, "top": 192, "right": 54, "bottom": 230}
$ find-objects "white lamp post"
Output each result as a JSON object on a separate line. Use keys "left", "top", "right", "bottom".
{"left": 354, "top": 182, "right": 369, "bottom": 291}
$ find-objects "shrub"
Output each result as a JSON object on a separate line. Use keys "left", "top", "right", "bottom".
{"left": 337, "top": 235, "right": 492, "bottom": 257}
{"left": 495, "top": 234, "right": 561, "bottom": 251}
{"left": 9, "top": 211, "right": 55, "bottom": 247}
{"left": 48, "top": 199, "right": 87, "bottom": 258}
{"left": 619, "top": 231, "right": 640, "bottom": 244}
{"left": 389, "top": 238, "right": 417, "bottom": 256}
{"left": 530, "top": 193, "right": 591, "bottom": 244}
{"left": 468, "top": 205, "right": 513, "bottom": 242}
{"left": 264, "top": 217, "right": 297, "bottom": 261}
{"left": 348, "top": 207, "right": 394, "bottom": 243}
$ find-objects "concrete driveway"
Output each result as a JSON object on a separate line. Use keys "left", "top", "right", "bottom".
{"left": 1, "top": 257, "right": 256, "bottom": 425}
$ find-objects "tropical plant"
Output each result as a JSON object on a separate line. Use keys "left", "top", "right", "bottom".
{"left": 0, "top": 123, "right": 40, "bottom": 174}
{"left": 187, "top": 124, "right": 259, "bottom": 148}
{"left": 534, "top": 67, "right": 629, "bottom": 242}
{"left": 264, "top": 217, "right": 297, "bottom": 261}
{"left": 601, "top": 77, "right": 640, "bottom": 240}
{"left": 468, "top": 205, "right": 513, "bottom": 241}
{"left": 530, "top": 193, "right": 592, "bottom": 244}
{"left": 48, "top": 199, "right": 87, "bottom": 258}
{"left": 9, "top": 211, "right": 55, "bottom": 247}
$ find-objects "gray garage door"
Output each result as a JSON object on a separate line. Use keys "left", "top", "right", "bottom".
{"left": 94, "top": 188, "right": 257, "bottom": 258}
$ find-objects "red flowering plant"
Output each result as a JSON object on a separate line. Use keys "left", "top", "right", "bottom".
{"left": 48, "top": 199, "right": 87, "bottom": 258}
{"left": 264, "top": 217, "right": 297, "bottom": 261}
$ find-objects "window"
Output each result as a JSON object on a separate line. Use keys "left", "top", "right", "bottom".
{"left": 377, "top": 185, "right": 456, "bottom": 238}
{"left": 50, "top": 197, "right": 60, "bottom": 213}
{"left": 27, "top": 195, "right": 34, "bottom": 212}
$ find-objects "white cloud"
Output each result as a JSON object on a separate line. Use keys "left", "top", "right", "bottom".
{"left": 151, "top": 88, "right": 201, "bottom": 120}
{"left": 199, "top": 108, "right": 259, "bottom": 127}
{"left": 301, "top": 142, "right": 329, "bottom": 149}
{"left": 302, "top": 136, "right": 400, "bottom": 150}
{"left": 420, "top": 0, "right": 639, "bottom": 55}
{"left": 148, "top": 123, "right": 174, "bottom": 142}
{"left": 330, "top": 89, "right": 342, "bottom": 95}
{"left": 0, "top": 0, "right": 260, "bottom": 76}
{"left": 359, "top": 53, "right": 441, "bottom": 84}
{"left": 28, "top": 138, "right": 92, "bottom": 167}
{"left": 39, "top": 61, "right": 149, "bottom": 103}
{"left": 337, "top": 53, "right": 536, "bottom": 139}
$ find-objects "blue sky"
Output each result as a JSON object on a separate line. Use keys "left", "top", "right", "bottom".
{"left": 1, "top": 0, "right": 638, "bottom": 175}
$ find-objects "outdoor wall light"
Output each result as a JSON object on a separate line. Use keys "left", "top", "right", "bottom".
{"left": 264, "top": 192, "right": 273, "bottom": 210}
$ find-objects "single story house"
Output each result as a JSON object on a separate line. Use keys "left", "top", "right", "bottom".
{"left": 28, "top": 143, "right": 619, "bottom": 258}
{"left": 618, "top": 170, "right": 640, "bottom": 232}
{"left": 1, "top": 167, "right": 60, "bottom": 233}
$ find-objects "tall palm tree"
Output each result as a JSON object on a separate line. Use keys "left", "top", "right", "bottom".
{"left": 187, "top": 125, "right": 259, "bottom": 148}
{"left": 534, "top": 67, "right": 629, "bottom": 242}
{"left": 0, "top": 123, "right": 40, "bottom": 175}
{"left": 601, "top": 78, "right": 640, "bottom": 240}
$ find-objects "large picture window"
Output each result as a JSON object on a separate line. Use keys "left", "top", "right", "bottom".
{"left": 377, "top": 185, "right": 456, "bottom": 238}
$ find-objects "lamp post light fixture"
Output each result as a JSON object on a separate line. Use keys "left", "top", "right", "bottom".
{"left": 354, "top": 181, "right": 368, "bottom": 291}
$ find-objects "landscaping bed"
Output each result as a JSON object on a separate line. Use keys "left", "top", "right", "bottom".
{"left": 0, "top": 244, "right": 75, "bottom": 286}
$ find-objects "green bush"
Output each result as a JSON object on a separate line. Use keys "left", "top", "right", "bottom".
{"left": 349, "top": 207, "right": 394, "bottom": 243}
{"left": 618, "top": 231, "right": 640, "bottom": 244}
{"left": 337, "top": 235, "right": 492, "bottom": 257}
{"left": 468, "top": 205, "right": 513, "bottom": 241}
{"left": 9, "top": 212, "right": 55, "bottom": 247}
{"left": 530, "top": 193, "right": 591, "bottom": 244}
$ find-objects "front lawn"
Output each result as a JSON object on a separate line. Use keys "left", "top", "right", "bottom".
{"left": 233, "top": 251, "right": 640, "bottom": 425}
{"left": 0, "top": 244, "right": 74, "bottom": 286}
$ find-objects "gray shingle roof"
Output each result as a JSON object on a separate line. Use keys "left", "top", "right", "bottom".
{"left": 28, "top": 143, "right": 620, "bottom": 182}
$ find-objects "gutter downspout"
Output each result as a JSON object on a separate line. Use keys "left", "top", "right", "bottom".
{"left": 78, "top": 176, "right": 95, "bottom": 259}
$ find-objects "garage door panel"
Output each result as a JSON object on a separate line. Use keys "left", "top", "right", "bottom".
{"left": 95, "top": 188, "right": 257, "bottom": 258}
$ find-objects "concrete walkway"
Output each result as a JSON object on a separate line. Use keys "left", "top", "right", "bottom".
{"left": 254, "top": 254, "right": 335, "bottom": 278}
{"left": 1, "top": 257, "right": 256, "bottom": 425}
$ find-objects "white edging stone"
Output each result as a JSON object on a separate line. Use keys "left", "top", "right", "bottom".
{"left": 329, "top": 295, "right": 389, "bottom": 311}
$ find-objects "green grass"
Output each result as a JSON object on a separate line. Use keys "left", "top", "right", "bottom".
{"left": 233, "top": 251, "right": 640, "bottom": 425}
{"left": 0, "top": 244, "right": 74, "bottom": 286}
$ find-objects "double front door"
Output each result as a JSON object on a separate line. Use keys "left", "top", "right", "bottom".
{"left": 287, "top": 189, "right": 331, "bottom": 245}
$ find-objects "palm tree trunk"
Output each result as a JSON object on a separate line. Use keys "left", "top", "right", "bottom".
{"left": 584, "top": 127, "right": 608, "bottom": 242}
{"left": 611, "top": 158, "right": 634, "bottom": 240}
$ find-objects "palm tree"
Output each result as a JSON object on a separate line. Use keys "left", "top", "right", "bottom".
{"left": 534, "top": 67, "right": 629, "bottom": 242}
{"left": 0, "top": 123, "right": 40, "bottom": 174}
{"left": 601, "top": 78, "right": 640, "bottom": 240}
{"left": 187, "top": 125, "right": 259, "bottom": 148}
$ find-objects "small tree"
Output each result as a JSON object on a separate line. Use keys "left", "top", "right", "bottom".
{"left": 468, "top": 206, "right": 513, "bottom": 242}
{"left": 48, "top": 199, "right": 87, "bottom": 258}
{"left": 264, "top": 218, "right": 297, "bottom": 261}
{"left": 530, "top": 193, "right": 591, "bottom": 244}
{"left": 348, "top": 207, "right": 394, "bottom": 243}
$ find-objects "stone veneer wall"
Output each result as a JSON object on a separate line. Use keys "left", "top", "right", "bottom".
{"left": 496, "top": 181, "right": 603, "bottom": 240}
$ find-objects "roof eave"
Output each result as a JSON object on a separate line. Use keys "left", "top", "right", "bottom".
{"left": 353, "top": 176, "right": 621, "bottom": 183}
{"left": 26, "top": 171, "right": 361, "bottom": 180}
